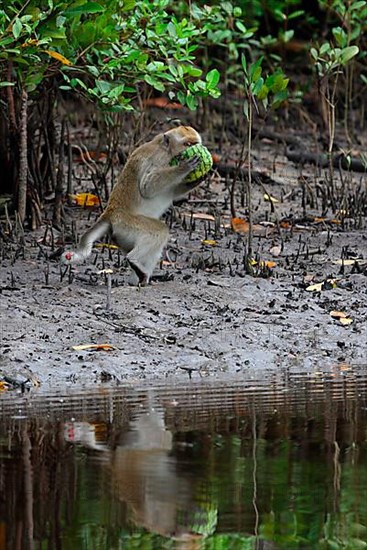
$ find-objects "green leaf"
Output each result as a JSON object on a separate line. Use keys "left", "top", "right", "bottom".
{"left": 64, "top": 2, "right": 105, "bottom": 16}
{"left": 272, "top": 89, "right": 288, "bottom": 108}
{"left": 12, "top": 18, "right": 23, "bottom": 39}
{"left": 310, "top": 48, "right": 318, "bottom": 61}
{"left": 0, "top": 81, "right": 15, "bottom": 87}
{"left": 144, "top": 74, "right": 165, "bottom": 92}
{"left": 349, "top": 1, "right": 366, "bottom": 10}
{"left": 241, "top": 53, "right": 247, "bottom": 74}
{"left": 320, "top": 42, "right": 330, "bottom": 55}
{"left": 252, "top": 76, "right": 264, "bottom": 96}
{"left": 340, "top": 45, "right": 359, "bottom": 64}
{"left": 257, "top": 83, "right": 269, "bottom": 101}
{"left": 249, "top": 56, "right": 263, "bottom": 81}
{"left": 288, "top": 10, "right": 304, "bottom": 20}
{"left": 186, "top": 92, "right": 198, "bottom": 110}
{"left": 121, "top": 0, "right": 136, "bottom": 11}
{"left": 332, "top": 27, "right": 347, "bottom": 48}
{"left": 206, "top": 68, "right": 220, "bottom": 88}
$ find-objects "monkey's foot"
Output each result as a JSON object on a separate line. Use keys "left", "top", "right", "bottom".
{"left": 127, "top": 260, "right": 149, "bottom": 286}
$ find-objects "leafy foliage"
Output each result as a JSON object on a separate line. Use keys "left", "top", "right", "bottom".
{"left": 0, "top": 0, "right": 222, "bottom": 110}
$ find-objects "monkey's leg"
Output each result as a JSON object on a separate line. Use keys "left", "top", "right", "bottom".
{"left": 113, "top": 217, "right": 169, "bottom": 285}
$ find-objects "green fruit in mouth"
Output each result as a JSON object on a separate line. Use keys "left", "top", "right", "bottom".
{"left": 170, "top": 144, "right": 213, "bottom": 183}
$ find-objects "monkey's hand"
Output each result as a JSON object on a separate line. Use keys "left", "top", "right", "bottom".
{"left": 178, "top": 154, "right": 201, "bottom": 176}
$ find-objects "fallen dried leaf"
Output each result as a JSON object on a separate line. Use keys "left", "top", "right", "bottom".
{"left": 332, "top": 259, "right": 361, "bottom": 265}
{"left": 231, "top": 217, "right": 249, "bottom": 233}
{"left": 330, "top": 311, "right": 347, "bottom": 319}
{"left": 339, "top": 317, "right": 353, "bottom": 326}
{"left": 189, "top": 212, "right": 216, "bottom": 221}
{"left": 69, "top": 193, "right": 100, "bottom": 207}
{"left": 264, "top": 193, "right": 279, "bottom": 203}
{"left": 202, "top": 239, "right": 217, "bottom": 246}
{"left": 269, "top": 245, "right": 282, "bottom": 257}
{"left": 72, "top": 344, "right": 116, "bottom": 351}
{"left": 306, "top": 279, "right": 337, "bottom": 292}
{"left": 0, "top": 381, "right": 8, "bottom": 392}
{"left": 95, "top": 243, "right": 119, "bottom": 250}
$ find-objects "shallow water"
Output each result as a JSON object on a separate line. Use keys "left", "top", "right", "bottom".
{"left": 1, "top": 366, "right": 367, "bottom": 549}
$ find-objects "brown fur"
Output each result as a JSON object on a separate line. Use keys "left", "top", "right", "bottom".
{"left": 62, "top": 126, "right": 202, "bottom": 284}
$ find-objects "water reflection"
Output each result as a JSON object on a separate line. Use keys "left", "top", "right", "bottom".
{"left": 0, "top": 368, "right": 367, "bottom": 549}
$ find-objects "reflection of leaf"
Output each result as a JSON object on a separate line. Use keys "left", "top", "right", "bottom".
{"left": 69, "top": 193, "right": 100, "bottom": 207}
{"left": 231, "top": 217, "right": 249, "bottom": 233}
{"left": 72, "top": 344, "right": 116, "bottom": 351}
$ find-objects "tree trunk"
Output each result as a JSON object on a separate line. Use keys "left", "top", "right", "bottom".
{"left": 17, "top": 90, "right": 28, "bottom": 223}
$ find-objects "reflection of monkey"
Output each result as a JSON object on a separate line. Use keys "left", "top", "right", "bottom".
{"left": 62, "top": 126, "right": 202, "bottom": 285}
{"left": 64, "top": 399, "right": 217, "bottom": 540}
{"left": 110, "top": 404, "right": 191, "bottom": 537}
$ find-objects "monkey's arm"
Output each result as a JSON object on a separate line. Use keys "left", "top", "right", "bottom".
{"left": 173, "top": 178, "right": 203, "bottom": 199}
{"left": 139, "top": 156, "right": 200, "bottom": 199}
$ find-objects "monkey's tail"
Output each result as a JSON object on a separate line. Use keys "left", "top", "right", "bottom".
{"left": 62, "top": 219, "right": 110, "bottom": 264}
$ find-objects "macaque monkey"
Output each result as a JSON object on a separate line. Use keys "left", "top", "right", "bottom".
{"left": 62, "top": 126, "right": 202, "bottom": 285}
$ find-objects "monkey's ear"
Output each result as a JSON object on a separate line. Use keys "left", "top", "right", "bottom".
{"left": 163, "top": 133, "right": 170, "bottom": 148}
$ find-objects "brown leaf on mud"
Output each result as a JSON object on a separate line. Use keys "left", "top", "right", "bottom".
{"left": 185, "top": 212, "right": 216, "bottom": 221}
{"left": 231, "top": 217, "right": 249, "bottom": 233}
{"left": 269, "top": 245, "right": 282, "bottom": 257}
{"left": 69, "top": 193, "right": 100, "bottom": 207}
{"left": 264, "top": 193, "right": 279, "bottom": 203}
{"left": 0, "top": 381, "right": 8, "bottom": 392}
{"left": 251, "top": 259, "right": 276, "bottom": 269}
{"left": 330, "top": 310, "right": 347, "bottom": 319}
{"left": 332, "top": 259, "right": 361, "bottom": 265}
{"left": 95, "top": 243, "right": 119, "bottom": 250}
{"left": 306, "top": 279, "right": 337, "bottom": 292}
{"left": 339, "top": 317, "right": 353, "bottom": 326}
{"left": 279, "top": 221, "right": 291, "bottom": 229}
{"left": 202, "top": 239, "right": 217, "bottom": 246}
{"left": 72, "top": 344, "right": 116, "bottom": 351}
{"left": 329, "top": 311, "right": 353, "bottom": 325}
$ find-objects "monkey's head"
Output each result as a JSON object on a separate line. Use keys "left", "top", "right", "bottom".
{"left": 162, "top": 126, "right": 202, "bottom": 158}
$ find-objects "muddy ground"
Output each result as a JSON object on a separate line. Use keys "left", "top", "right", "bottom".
{"left": 1, "top": 129, "right": 366, "bottom": 391}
